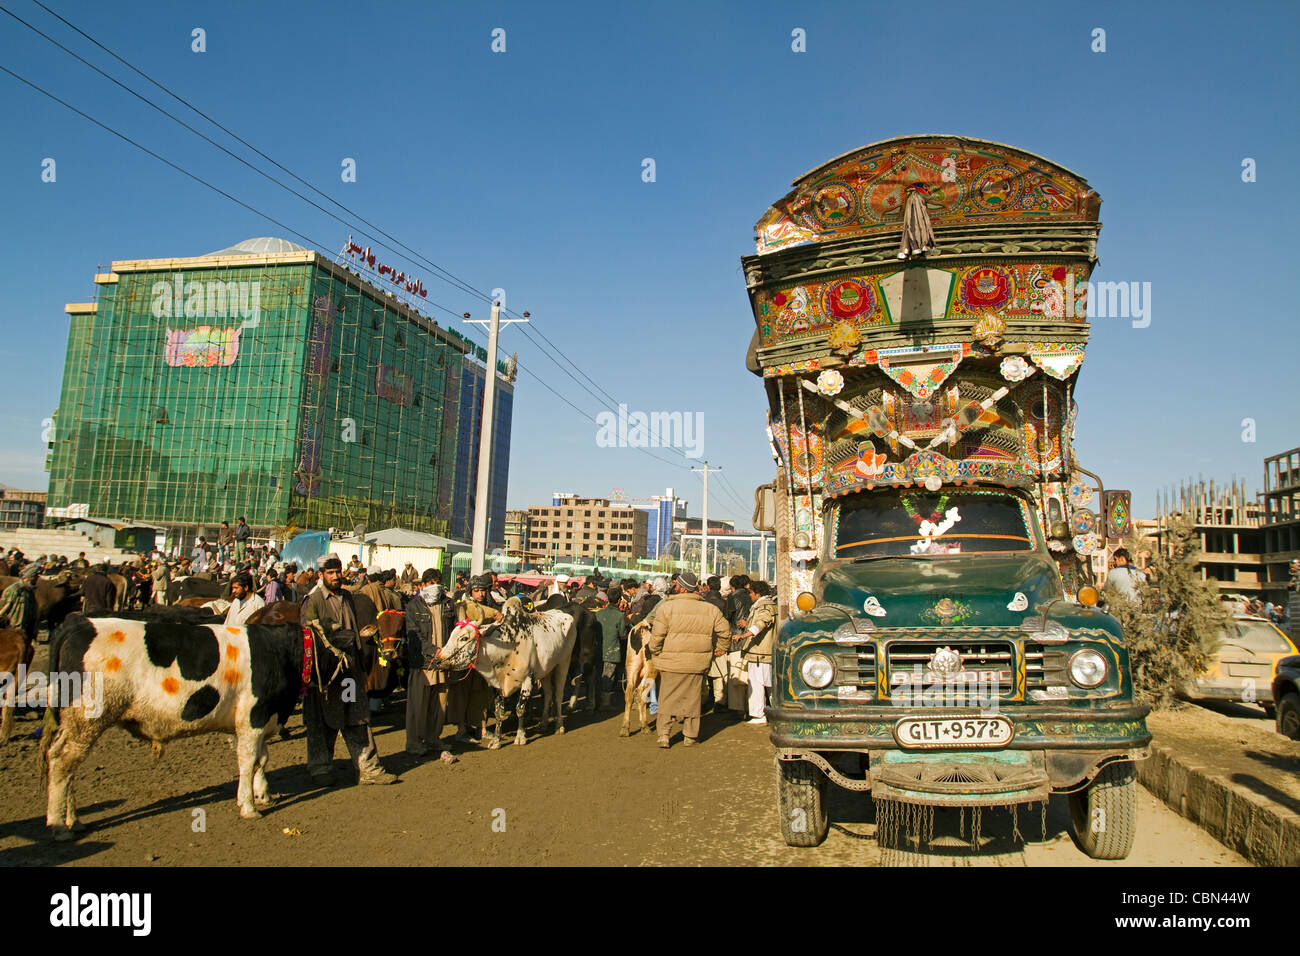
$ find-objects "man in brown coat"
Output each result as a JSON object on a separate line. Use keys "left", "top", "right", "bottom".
{"left": 649, "top": 571, "right": 732, "bottom": 748}
{"left": 301, "top": 556, "right": 397, "bottom": 786}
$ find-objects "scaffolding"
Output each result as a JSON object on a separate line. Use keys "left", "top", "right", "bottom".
{"left": 49, "top": 248, "right": 471, "bottom": 538}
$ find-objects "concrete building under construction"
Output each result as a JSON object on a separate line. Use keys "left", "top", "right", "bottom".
{"left": 1157, "top": 455, "right": 1300, "bottom": 607}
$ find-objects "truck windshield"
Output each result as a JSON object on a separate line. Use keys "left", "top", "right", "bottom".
{"left": 835, "top": 489, "right": 1036, "bottom": 559}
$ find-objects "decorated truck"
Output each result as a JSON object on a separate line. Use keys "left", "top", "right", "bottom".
{"left": 743, "top": 136, "right": 1150, "bottom": 859}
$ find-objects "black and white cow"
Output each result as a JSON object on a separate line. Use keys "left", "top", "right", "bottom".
{"left": 41, "top": 609, "right": 314, "bottom": 840}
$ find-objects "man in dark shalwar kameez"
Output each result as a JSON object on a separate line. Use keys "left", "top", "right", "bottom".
{"left": 301, "top": 555, "right": 398, "bottom": 787}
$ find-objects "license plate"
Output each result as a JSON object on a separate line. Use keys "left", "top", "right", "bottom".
{"left": 1226, "top": 662, "right": 1268, "bottom": 679}
{"left": 893, "top": 715, "right": 1015, "bottom": 749}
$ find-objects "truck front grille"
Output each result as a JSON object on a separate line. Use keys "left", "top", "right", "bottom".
{"left": 885, "top": 641, "right": 1016, "bottom": 698}
{"left": 1024, "top": 642, "right": 1069, "bottom": 690}
{"left": 832, "top": 646, "right": 877, "bottom": 700}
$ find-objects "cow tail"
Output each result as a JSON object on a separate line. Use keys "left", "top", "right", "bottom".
{"left": 38, "top": 707, "right": 57, "bottom": 778}
{"left": 37, "top": 618, "right": 71, "bottom": 779}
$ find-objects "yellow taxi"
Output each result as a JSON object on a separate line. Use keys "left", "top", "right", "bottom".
{"left": 1183, "top": 615, "right": 1299, "bottom": 716}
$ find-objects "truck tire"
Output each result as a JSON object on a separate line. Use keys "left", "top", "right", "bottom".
{"left": 1277, "top": 692, "right": 1300, "bottom": 740}
{"left": 1068, "top": 761, "right": 1137, "bottom": 860}
{"left": 776, "top": 759, "right": 829, "bottom": 847}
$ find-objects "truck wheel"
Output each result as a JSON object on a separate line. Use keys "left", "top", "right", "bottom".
{"left": 1068, "top": 762, "right": 1137, "bottom": 860}
{"left": 1277, "top": 693, "right": 1300, "bottom": 740}
{"left": 776, "top": 759, "right": 829, "bottom": 847}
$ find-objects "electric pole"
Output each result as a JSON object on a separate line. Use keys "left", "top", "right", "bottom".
{"left": 691, "top": 461, "right": 722, "bottom": 578}
{"left": 464, "top": 300, "right": 528, "bottom": 575}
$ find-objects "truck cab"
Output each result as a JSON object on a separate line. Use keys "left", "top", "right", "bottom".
{"left": 770, "top": 483, "right": 1149, "bottom": 857}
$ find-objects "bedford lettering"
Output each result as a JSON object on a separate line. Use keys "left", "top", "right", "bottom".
{"left": 49, "top": 886, "right": 151, "bottom": 937}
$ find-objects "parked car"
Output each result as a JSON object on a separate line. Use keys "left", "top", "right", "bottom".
{"left": 1270, "top": 654, "right": 1300, "bottom": 739}
{"left": 1182, "top": 615, "right": 1299, "bottom": 717}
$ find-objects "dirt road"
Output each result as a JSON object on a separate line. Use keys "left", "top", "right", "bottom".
{"left": 0, "top": 693, "right": 1245, "bottom": 867}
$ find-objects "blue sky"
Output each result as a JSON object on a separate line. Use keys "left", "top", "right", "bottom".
{"left": 1, "top": 0, "right": 1296, "bottom": 524}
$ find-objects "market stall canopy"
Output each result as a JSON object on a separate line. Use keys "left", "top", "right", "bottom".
{"left": 341, "top": 528, "right": 470, "bottom": 553}
{"left": 280, "top": 530, "right": 330, "bottom": 569}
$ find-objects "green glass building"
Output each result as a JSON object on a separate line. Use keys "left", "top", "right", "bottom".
{"left": 50, "top": 238, "right": 476, "bottom": 537}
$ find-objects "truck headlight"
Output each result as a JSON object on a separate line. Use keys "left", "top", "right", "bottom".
{"left": 800, "top": 652, "right": 834, "bottom": 689}
{"left": 1069, "top": 649, "right": 1108, "bottom": 688}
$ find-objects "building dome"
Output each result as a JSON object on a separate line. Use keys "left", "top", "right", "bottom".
{"left": 204, "top": 237, "right": 309, "bottom": 256}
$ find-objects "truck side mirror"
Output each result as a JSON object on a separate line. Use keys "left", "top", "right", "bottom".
{"left": 754, "top": 484, "right": 776, "bottom": 532}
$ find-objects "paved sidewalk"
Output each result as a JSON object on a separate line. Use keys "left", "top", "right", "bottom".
{"left": 1140, "top": 704, "right": 1300, "bottom": 866}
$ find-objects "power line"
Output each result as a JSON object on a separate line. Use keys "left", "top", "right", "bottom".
{"left": 24, "top": 2, "right": 659, "bottom": 439}
{"left": 715, "top": 469, "right": 753, "bottom": 515}
{"left": 20, "top": 3, "right": 717, "bottom": 482}
{"left": 25, "top": 0, "right": 497, "bottom": 309}
{"left": 0, "top": 55, "right": 695, "bottom": 487}
{"left": 0, "top": 62, "right": 340, "bottom": 264}
{"left": 1, "top": 2, "right": 502, "bottom": 316}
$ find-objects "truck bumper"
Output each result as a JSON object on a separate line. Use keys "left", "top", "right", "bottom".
{"left": 769, "top": 703, "right": 1151, "bottom": 798}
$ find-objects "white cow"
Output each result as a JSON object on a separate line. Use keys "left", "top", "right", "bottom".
{"left": 435, "top": 597, "right": 576, "bottom": 746}
{"left": 435, "top": 618, "right": 527, "bottom": 749}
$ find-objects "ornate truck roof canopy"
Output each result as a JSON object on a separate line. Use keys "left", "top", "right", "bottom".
{"left": 746, "top": 137, "right": 1104, "bottom": 498}
{"left": 753, "top": 135, "right": 1101, "bottom": 256}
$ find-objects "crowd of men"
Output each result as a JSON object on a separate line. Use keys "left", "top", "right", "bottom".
{"left": 277, "top": 563, "right": 780, "bottom": 766}
{"left": 0, "top": 534, "right": 781, "bottom": 777}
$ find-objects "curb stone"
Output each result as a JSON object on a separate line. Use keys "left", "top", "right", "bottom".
{"left": 1138, "top": 741, "right": 1300, "bottom": 867}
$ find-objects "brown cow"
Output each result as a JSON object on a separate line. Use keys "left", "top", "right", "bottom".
{"left": 103, "top": 573, "right": 129, "bottom": 611}
{"left": 0, "top": 628, "right": 34, "bottom": 743}
{"left": 246, "top": 601, "right": 301, "bottom": 626}
{"left": 362, "top": 608, "right": 404, "bottom": 694}
{"left": 0, "top": 575, "right": 82, "bottom": 632}
{"left": 619, "top": 620, "right": 657, "bottom": 738}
